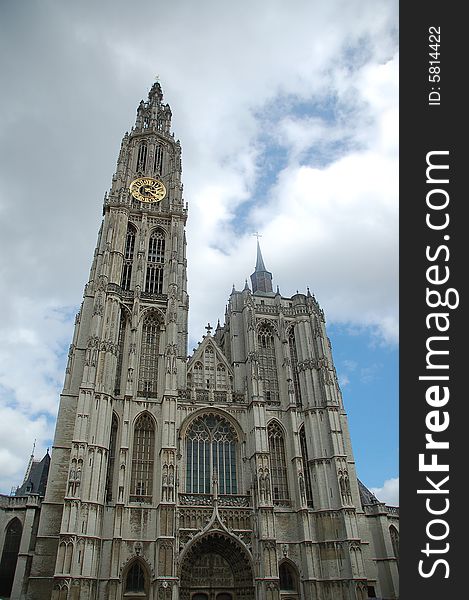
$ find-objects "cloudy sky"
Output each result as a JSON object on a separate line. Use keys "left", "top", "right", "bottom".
{"left": 0, "top": 0, "right": 398, "bottom": 504}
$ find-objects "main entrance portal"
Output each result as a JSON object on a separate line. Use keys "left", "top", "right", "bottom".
{"left": 180, "top": 532, "right": 254, "bottom": 600}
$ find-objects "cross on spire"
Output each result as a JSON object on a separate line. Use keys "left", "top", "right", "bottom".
{"left": 252, "top": 231, "right": 262, "bottom": 241}
{"left": 205, "top": 322, "right": 212, "bottom": 335}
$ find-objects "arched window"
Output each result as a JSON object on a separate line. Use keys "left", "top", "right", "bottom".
{"left": 258, "top": 324, "right": 279, "bottom": 404}
{"left": 279, "top": 562, "right": 298, "bottom": 591}
{"left": 186, "top": 414, "right": 238, "bottom": 495}
{"left": 390, "top": 525, "right": 399, "bottom": 565}
{"left": 154, "top": 143, "right": 164, "bottom": 175}
{"left": 0, "top": 518, "right": 22, "bottom": 597}
{"left": 105, "top": 413, "right": 118, "bottom": 503}
{"left": 268, "top": 421, "right": 290, "bottom": 505}
{"left": 216, "top": 365, "right": 227, "bottom": 389}
{"left": 130, "top": 413, "right": 155, "bottom": 503}
{"left": 115, "top": 311, "right": 126, "bottom": 395}
{"left": 193, "top": 362, "right": 204, "bottom": 388}
{"left": 138, "top": 313, "right": 160, "bottom": 397}
{"left": 145, "top": 229, "right": 165, "bottom": 295}
{"left": 288, "top": 327, "right": 302, "bottom": 407}
{"left": 121, "top": 225, "right": 136, "bottom": 291}
{"left": 204, "top": 346, "right": 215, "bottom": 388}
{"left": 136, "top": 141, "right": 147, "bottom": 172}
{"left": 125, "top": 561, "right": 145, "bottom": 593}
{"left": 299, "top": 426, "right": 313, "bottom": 507}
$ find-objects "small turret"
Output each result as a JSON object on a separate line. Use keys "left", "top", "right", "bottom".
{"left": 250, "top": 240, "right": 273, "bottom": 293}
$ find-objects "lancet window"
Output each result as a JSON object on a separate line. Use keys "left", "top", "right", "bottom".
{"left": 121, "top": 225, "right": 136, "bottom": 291}
{"left": 145, "top": 229, "right": 165, "bottom": 294}
{"left": 268, "top": 421, "right": 290, "bottom": 505}
{"left": 185, "top": 414, "right": 238, "bottom": 495}
{"left": 114, "top": 311, "right": 126, "bottom": 395}
{"left": 154, "top": 143, "right": 164, "bottom": 174}
{"left": 105, "top": 413, "right": 118, "bottom": 503}
{"left": 279, "top": 562, "right": 298, "bottom": 591}
{"left": 125, "top": 561, "right": 145, "bottom": 593}
{"left": 299, "top": 425, "right": 314, "bottom": 507}
{"left": 288, "top": 327, "right": 302, "bottom": 406}
{"left": 390, "top": 525, "right": 399, "bottom": 565}
{"left": 138, "top": 313, "right": 160, "bottom": 397}
{"left": 136, "top": 141, "right": 147, "bottom": 172}
{"left": 258, "top": 324, "right": 279, "bottom": 404}
{"left": 0, "top": 518, "right": 22, "bottom": 597}
{"left": 130, "top": 413, "right": 155, "bottom": 503}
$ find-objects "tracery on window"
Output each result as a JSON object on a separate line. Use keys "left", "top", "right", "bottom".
{"left": 299, "top": 426, "right": 313, "bottom": 507}
{"left": 193, "top": 362, "right": 204, "bottom": 388}
{"left": 288, "top": 327, "right": 302, "bottom": 407}
{"left": 121, "top": 225, "right": 136, "bottom": 291}
{"left": 154, "top": 143, "right": 164, "bottom": 175}
{"left": 138, "top": 313, "right": 160, "bottom": 397}
{"left": 268, "top": 421, "right": 290, "bottom": 505}
{"left": 130, "top": 413, "right": 155, "bottom": 503}
{"left": 258, "top": 324, "right": 279, "bottom": 404}
{"left": 216, "top": 364, "right": 227, "bottom": 389}
{"left": 145, "top": 229, "right": 165, "bottom": 294}
{"left": 186, "top": 414, "right": 238, "bottom": 495}
{"left": 204, "top": 346, "right": 215, "bottom": 388}
{"left": 190, "top": 345, "right": 229, "bottom": 392}
{"left": 125, "top": 561, "right": 145, "bottom": 592}
{"left": 136, "top": 141, "right": 147, "bottom": 172}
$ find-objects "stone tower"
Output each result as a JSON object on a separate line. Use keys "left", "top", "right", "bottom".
{"left": 10, "top": 83, "right": 398, "bottom": 600}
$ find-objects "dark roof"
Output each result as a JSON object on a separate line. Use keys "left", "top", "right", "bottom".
{"left": 16, "top": 451, "right": 50, "bottom": 497}
{"left": 358, "top": 479, "right": 381, "bottom": 506}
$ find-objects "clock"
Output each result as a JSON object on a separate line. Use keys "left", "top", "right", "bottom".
{"left": 129, "top": 177, "right": 166, "bottom": 203}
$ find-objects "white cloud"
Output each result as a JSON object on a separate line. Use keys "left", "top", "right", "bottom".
{"left": 371, "top": 477, "right": 399, "bottom": 506}
{"left": 0, "top": 0, "right": 398, "bottom": 493}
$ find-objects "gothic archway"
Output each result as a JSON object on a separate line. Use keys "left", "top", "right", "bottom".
{"left": 121, "top": 558, "right": 150, "bottom": 600}
{"left": 0, "top": 517, "right": 22, "bottom": 596}
{"left": 180, "top": 532, "right": 254, "bottom": 600}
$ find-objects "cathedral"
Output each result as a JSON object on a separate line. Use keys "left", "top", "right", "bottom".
{"left": 0, "top": 83, "right": 399, "bottom": 600}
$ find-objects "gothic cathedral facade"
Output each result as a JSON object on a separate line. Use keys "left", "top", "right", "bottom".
{"left": 0, "top": 83, "right": 399, "bottom": 600}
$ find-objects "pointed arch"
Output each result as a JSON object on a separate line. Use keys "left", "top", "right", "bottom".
{"left": 154, "top": 142, "right": 164, "bottom": 175}
{"left": 0, "top": 517, "right": 22, "bottom": 597}
{"left": 138, "top": 311, "right": 161, "bottom": 397}
{"left": 279, "top": 559, "right": 299, "bottom": 592}
{"left": 145, "top": 228, "right": 165, "bottom": 295}
{"left": 136, "top": 140, "right": 148, "bottom": 172}
{"left": 390, "top": 524, "right": 399, "bottom": 565}
{"left": 122, "top": 558, "right": 150, "bottom": 599}
{"left": 105, "top": 412, "right": 119, "bottom": 502}
{"left": 185, "top": 413, "right": 238, "bottom": 495}
{"left": 115, "top": 308, "right": 127, "bottom": 395}
{"left": 267, "top": 420, "right": 290, "bottom": 506}
{"left": 179, "top": 531, "right": 254, "bottom": 599}
{"left": 257, "top": 322, "right": 279, "bottom": 404}
{"left": 299, "top": 425, "right": 313, "bottom": 507}
{"left": 288, "top": 326, "right": 302, "bottom": 407}
{"left": 130, "top": 412, "right": 156, "bottom": 503}
{"left": 121, "top": 224, "right": 136, "bottom": 291}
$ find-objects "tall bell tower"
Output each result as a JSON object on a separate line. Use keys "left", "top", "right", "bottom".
{"left": 17, "top": 82, "right": 398, "bottom": 600}
{"left": 26, "top": 82, "right": 189, "bottom": 600}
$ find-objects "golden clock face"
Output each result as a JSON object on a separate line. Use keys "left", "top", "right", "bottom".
{"left": 129, "top": 177, "right": 166, "bottom": 203}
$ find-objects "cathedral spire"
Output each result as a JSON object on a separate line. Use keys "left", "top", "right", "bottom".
{"left": 250, "top": 240, "right": 273, "bottom": 294}
{"left": 134, "top": 80, "right": 172, "bottom": 133}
